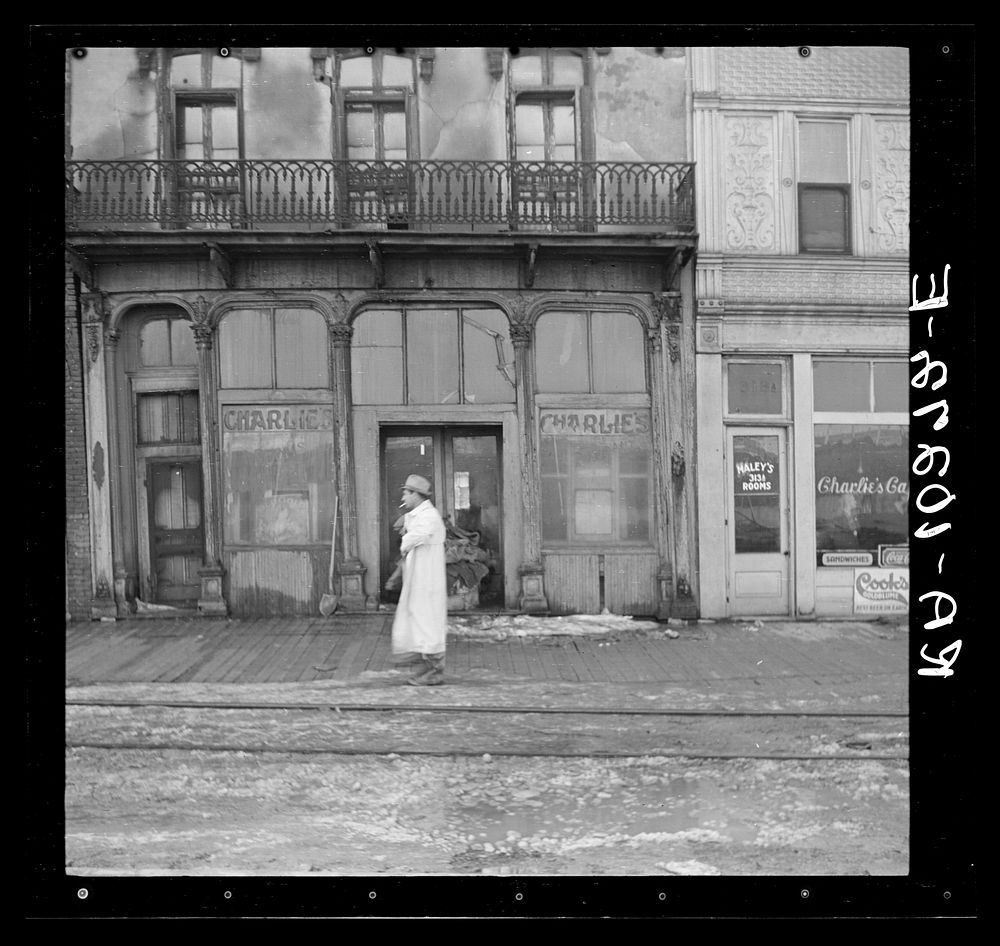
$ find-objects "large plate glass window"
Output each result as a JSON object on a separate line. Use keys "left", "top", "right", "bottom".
{"left": 813, "top": 359, "right": 909, "bottom": 559}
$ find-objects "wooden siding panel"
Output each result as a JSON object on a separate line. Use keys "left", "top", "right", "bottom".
{"left": 227, "top": 549, "right": 317, "bottom": 617}
{"left": 544, "top": 553, "right": 600, "bottom": 614}
{"left": 604, "top": 552, "right": 659, "bottom": 616}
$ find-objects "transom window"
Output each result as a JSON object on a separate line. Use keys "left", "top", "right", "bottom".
{"left": 534, "top": 311, "right": 647, "bottom": 393}
{"left": 139, "top": 317, "right": 197, "bottom": 368}
{"left": 726, "top": 361, "right": 786, "bottom": 416}
{"left": 218, "top": 308, "right": 330, "bottom": 389}
{"left": 813, "top": 359, "right": 907, "bottom": 414}
{"left": 351, "top": 307, "right": 515, "bottom": 405}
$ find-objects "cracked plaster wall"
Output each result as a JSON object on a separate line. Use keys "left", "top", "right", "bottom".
{"left": 421, "top": 48, "right": 507, "bottom": 161}
{"left": 70, "top": 48, "right": 158, "bottom": 160}
{"left": 594, "top": 47, "right": 687, "bottom": 162}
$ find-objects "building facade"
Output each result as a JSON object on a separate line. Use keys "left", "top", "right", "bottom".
{"left": 64, "top": 44, "right": 910, "bottom": 624}
{"left": 65, "top": 45, "right": 700, "bottom": 621}
{"left": 690, "top": 46, "right": 910, "bottom": 619}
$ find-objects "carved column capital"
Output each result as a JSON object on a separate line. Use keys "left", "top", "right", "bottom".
{"left": 191, "top": 295, "right": 214, "bottom": 349}
{"left": 329, "top": 321, "right": 354, "bottom": 348}
{"left": 509, "top": 322, "right": 532, "bottom": 348}
{"left": 80, "top": 291, "right": 109, "bottom": 325}
{"left": 653, "top": 291, "right": 683, "bottom": 324}
{"left": 507, "top": 294, "right": 531, "bottom": 326}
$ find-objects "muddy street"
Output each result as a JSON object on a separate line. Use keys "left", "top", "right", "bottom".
{"left": 65, "top": 697, "right": 909, "bottom": 877}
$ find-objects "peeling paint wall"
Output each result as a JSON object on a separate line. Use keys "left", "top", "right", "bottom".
{"left": 69, "top": 46, "right": 691, "bottom": 164}
{"left": 594, "top": 47, "right": 688, "bottom": 162}
{"left": 70, "top": 48, "right": 158, "bottom": 160}
{"left": 243, "top": 48, "right": 330, "bottom": 159}
{"left": 421, "top": 48, "right": 508, "bottom": 161}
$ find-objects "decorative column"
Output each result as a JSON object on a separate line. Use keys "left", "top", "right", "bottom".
{"left": 80, "top": 292, "right": 117, "bottom": 620}
{"left": 509, "top": 313, "right": 548, "bottom": 612}
{"left": 190, "top": 296, "right": 227, "bottom": 615}
{"left": 102, "top": 326, "right": 130, "bottom": 617}
{"left": 329, "top": 318, "right": 367, "bottom": 611}
{"left": 647, "top": 302, "right": 674, "bottom": 619}
{"left": 657, "top": 289, "right": 698, "bottom": 619}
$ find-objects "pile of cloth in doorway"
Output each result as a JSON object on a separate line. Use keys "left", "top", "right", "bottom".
{"left": 443, "top": 518, "right": 491, "bottom": 609}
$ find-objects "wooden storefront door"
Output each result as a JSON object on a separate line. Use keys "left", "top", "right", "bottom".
{"left": 145, "top": 459, "right": 204, "bottom": 606}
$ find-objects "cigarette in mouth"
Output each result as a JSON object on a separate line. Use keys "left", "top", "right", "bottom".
{"left": 399, "top": 502, "right": 406, "bottom": 508}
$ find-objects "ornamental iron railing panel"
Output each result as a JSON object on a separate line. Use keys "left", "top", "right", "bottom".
{"left": 66, "top": 159, "right": 695, "bottom": 233}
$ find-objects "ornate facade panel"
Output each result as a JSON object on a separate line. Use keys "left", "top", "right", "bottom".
{"left": 723, "top": 115, "right": 777, "bottom": 253}
{"left": 717, "top": 46, "right": 909, "bottom": 102}
{"left": 873, "top": 119, "right": 910, "bottom": 255}
{"left": 723, "top": 266, "right": 908, "bottom": 306}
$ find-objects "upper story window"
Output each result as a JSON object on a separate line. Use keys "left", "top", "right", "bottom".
{"left": 334, "top": 49, "right": 415, "bottom": 162}
{"left": 169, "top": 50, "right": 242, "bottom": 161}
{"left": 534, "top": 311, "right": 647, "bottom": 394}
{"left": 510, "top": 50, "right": 585, "bottom": 163}
{"left": 351, "top": 307, "right": 515, "bottom": 405}
{"left": 218, "top": 308, "right": 330, "bottom": 389}
{"left": 139, "top": 317, "right": 197, "bottom": 368}
{"left": 798, "top": 119, "right": 851, "bottom": 254}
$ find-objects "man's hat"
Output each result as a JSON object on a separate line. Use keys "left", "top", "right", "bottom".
{"left": 401, "top": 474, "right": 432, "bottom": 496}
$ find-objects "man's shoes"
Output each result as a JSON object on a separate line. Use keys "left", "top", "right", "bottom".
{"left": 407, "top": 655, "right": 445, "bottom": 686}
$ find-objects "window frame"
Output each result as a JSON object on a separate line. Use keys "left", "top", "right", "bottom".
{"left": 331, "top": 49, "right": 418, "bottom": 161}
{"left": 216, "top": 306, "right": 331, "bottom": 392}
{"left": 534, "top": 309, "right": 649, "bottom": 395}
{"left": 538, "top": 423, "right": 655, "bottom": 548}
{"left": 350, "top": 305, "right": 516, "bottom": 406}
{"left": 723, "top": 358, "right": 790, "bottom": 421}
{"left": 812, "top": 357, "right": 908, "bottom": 421}
{"left": 796, "top": 117, "right": 852, "bottom": 256}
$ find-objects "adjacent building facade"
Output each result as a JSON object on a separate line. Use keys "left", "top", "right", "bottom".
{"left": 691, "top": 46, "right": 910, "bottom": 618}
{"left": 64, "top": 43, "right": 909, "bottom": 623}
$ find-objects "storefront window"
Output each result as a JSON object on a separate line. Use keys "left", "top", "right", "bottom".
{"left": 535, "top": 311, "right": 646, "bottom": 393}
{"left": 221, "top": 406, "right": 336, "bottom": 546}
{"left": 813, "top": 359, "right": 908, "bottom": 562}
{"left": 539, "top": 409, "right": 652, "bottom": 544}
{"left": 814, "top": 424, "right": 908, "bottom": 553}
{"left": 351, "top": 307, "right": 515, "bottom": 405}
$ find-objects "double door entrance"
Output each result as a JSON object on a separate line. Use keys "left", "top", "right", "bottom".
{"left": 381, "top": 426, "right": 502, "bottom": 609}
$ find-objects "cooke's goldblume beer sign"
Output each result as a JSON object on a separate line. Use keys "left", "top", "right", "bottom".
{"left": 853, "top": 567, "right": 909, "bottom": 614}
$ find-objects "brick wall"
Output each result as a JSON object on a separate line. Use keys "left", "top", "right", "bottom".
{"left": 64, "top": 261, "right": 91, "bottom": 620}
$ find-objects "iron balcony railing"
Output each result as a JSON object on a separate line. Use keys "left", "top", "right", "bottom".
{"left": 66, "top": 159, "right": 695, "bottom": 233}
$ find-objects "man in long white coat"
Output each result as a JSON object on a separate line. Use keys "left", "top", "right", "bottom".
{"left": 388, "top": 474, "right": 448, "bottom": 686}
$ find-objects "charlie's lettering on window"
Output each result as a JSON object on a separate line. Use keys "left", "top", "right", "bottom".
{"left": 223, "top": 406, "right": 335, "bottom": 432}
{"left": 539, "top": 410, "right": 651, "bottom": 436}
